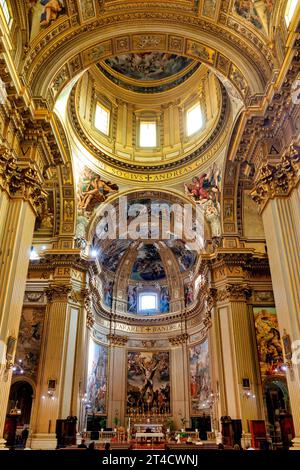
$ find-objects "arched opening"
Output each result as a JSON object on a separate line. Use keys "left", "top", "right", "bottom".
{"left": 3, "top": 381, "right": 34, "bottom": 448}
{"left": 264, "top": 378, "right": 295, "bottom": 447}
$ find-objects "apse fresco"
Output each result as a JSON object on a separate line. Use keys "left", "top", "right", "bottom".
{"left": 127, "top": 351, "right": 170, "bottom": 414}
{"left": 189, "top": 340, "right": 210, "bottom": 414}
{"left": 165, "top": 239, "right": 196, "bottom": 272}
{"left": 184, "top": 282, "right": 194, "bottom": 306}
{"left": 253, "top": 307, "right": 284, "bottom": 376}
{"left": 105, "top": 53, "right": 193, "bottom": 81}
{"left": 87, "top": 340, "right": 108, "bottom": 414}
{"left": 16, "top": 307, "right": 45, "bottom": 380}
{"left": 131, "top": 244, "right": 166, "bottom": 281}
{"left": 233, "top": 0, "right": 274, "bottom": 32}
{"left": 98, "top": 239, "right": 132, "bottom": 272}
{"left": 29, "top": 1, "right": 66, "bottom": 41}
{"left": 103, "top": 279, "right": 113, "bottom": 308}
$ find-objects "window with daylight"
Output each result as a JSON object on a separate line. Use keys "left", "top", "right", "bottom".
{"left": 95, "top": 102, "right": 110, "bottom": 135}
{"left": 0, "top": 0, "right": 12, "bottom": 25}
{"left": 139, "top": 121, "right": 157, "bottom": 147}
{"left": 186, "top": 103, "right": 203, "bottom": 136}
{"left": 285, "top": 0, "right": 298, "bottom": 26}
{"left": 138, "top": 293, "right": 158, "bottom": 313}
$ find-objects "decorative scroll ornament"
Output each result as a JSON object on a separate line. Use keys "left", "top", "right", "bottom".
{"left": 107, "top": 334, "right": 128, "bottom": 346}
{"left": 250, "top": 146, "right": 300, "bottom": 212}
{"left": 203, "top": 287, "right": 217, "bottom": 329}
{"left": 83, "top": 289, "right": 95, "bottom": 329}
{"left": 169, "top": 333, "right": 189, "bottom": 346}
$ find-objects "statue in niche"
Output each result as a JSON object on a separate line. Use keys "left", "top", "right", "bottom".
{"left": 35, "top": 194, "right": 54, "bottom": 231}
{"left": 204, "top": 199, "right": 221, "bottom": 238}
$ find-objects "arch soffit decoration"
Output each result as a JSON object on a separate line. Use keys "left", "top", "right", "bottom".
{"left": 24, "top": 17, "right": 274, "bottom": 107}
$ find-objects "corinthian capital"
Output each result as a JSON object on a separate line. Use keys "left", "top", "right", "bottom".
{"left": 217, "top": 283, "right": 252, "bottom": 302}
{"left": 46, "top": 284, "right": 72, "bottom": 302}
{"left": 250, "top": 146, "right": 300, "bottom": 212}
{"left": 0, "top": 147, "right": 46, "bottom": 212}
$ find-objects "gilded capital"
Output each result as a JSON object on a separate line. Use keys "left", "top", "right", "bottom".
{"left": 107, "top": 333, "right": 128, "bottom": 346}
{"left": 250, "top": 146, "right": 300, "bottom": 212}
{"left": 217, "top": 283, "right": 252, "bottom": 302}
{"left": 169, "top": 333, "right": 189, "bottom": 346}
{"left": 46, "top": 284, "right": 72, "bottom": 302}
{"left": 0, "top": 148, "right": 46, "bottom": 212}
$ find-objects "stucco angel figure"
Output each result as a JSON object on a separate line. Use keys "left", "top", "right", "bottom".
{"left": 40, "top": 0, "right": 63, "bottom": 27}
{"left": 204, "top": 200, "right": 221, "bottom": 238}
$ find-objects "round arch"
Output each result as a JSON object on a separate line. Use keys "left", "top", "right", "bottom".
{"left": 24, "top": 18, "right": 273, "bottom": 106}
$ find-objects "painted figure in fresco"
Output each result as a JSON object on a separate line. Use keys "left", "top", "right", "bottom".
{"left": 160, "top": 287, "right": 170, "bottom": 313}
{"left": 104, "top": 281, "right": 113, "bottom": 308}
{"left": 40, "top": 0, "right": 63, "bottom": 26}
{"left": 254, "top": 308, "right": 283, "bottom": 374}
{"left": 139, "top": 358, "right": 159, "bottom": 400}
{"left": 128, "top": 286, "right": 137, "bottom": 313}
{"left": 78, "top": 176, "right": 118, "bottom": 211}
{"left": 185, "top": 283, "right": 194, "bottom": 306}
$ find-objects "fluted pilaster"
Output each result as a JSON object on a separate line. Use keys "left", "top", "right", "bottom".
{"left": 261, "top": 186, "right": 300, "bottom": 447}
{"left": 216, "top": 287, "right": 263, "bottom": 430}
{"left": 0, "top": 198, "right": 36, "bottom": 447}
{"left": 30, "top": 289, "right": 81, "bottom": 449}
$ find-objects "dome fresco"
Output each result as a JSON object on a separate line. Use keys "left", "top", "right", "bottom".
{"left": 97, "top": 239, "right": 133, "bottom": 272}
{"left": 164, "top": 239, "right": 197, "bottom": 272}
{"left": 104, "top": 52, "right": 194, "bottom": 81}
{"left": 131, "top": 244, "right": 166, "bottom": 281}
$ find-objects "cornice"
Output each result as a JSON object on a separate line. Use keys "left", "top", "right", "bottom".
{"left": 28, "top": 250, "right": 98, "bottom": 274}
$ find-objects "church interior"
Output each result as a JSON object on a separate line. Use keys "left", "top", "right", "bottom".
{"left": 0, "top": 0, "right": 300, "bottom": 452}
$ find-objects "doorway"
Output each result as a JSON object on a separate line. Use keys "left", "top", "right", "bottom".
{"left": 264, "top": 378, "right": 294, "bottom": 447}
{"left": 4, "top": 381, "right": 34, "bottom": 447}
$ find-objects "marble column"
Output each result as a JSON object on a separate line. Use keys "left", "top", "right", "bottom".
{"left": 29, "top": 285, "right": 81, "bottom": 449}
{"left": 0, "top": 155, "right": 43, "bottom": 448}
{"left": 251, "top": 151, "right": 300, "bottom": 447}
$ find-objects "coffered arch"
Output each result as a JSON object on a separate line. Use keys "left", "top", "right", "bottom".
{"left": 24, "top": 18, "right": 274, "bottom": 107}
